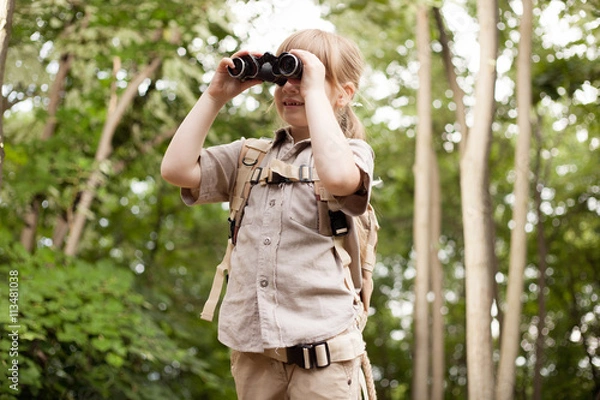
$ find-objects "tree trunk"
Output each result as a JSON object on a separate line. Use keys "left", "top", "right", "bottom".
{"left": 19, "top": 196, "right": 41, "bottom": 252}
{"left": 0, "top": 0, "right": 15, "bottom": 191}
{"left": 532, "top": 115, "right": 547, "bottom": 400}
{"left": 411, "top": 5, "right": 432, "bottom": 400}
{"left": 460, "top": 0, "right": 498, "bottom": 398}
{"left": 436, "top": 7, "right": 503, "bottom": 335}
{"left": 17, "top": 12, "right": 89, "bottom": 252}
{"left": 429, "top": 150, "right": 444, "bottom": 400}
{"left": 19, "top": 53, "right": 74, "bottom": 252}
{"left": 496, "top": 0, "right": 533, "bottom": 398}
{"left": 64, "top": 57, "right": 161, "bottom": 256}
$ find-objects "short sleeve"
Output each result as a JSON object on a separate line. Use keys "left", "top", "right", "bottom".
{"left": 180, "top": 139, "right": 244, "bottom": 206}
{"left": 335, "top": 139, "right": 375, "bottom": 216}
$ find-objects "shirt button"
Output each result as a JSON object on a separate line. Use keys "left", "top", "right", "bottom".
{"left": 263, "top": 238, "right": 271, "bottom": 245}
{"left": 269, "top": 199, "right": 276, "bottom": 207}
{"left": 260, "top": 279, "right": 269, "bottom": 288}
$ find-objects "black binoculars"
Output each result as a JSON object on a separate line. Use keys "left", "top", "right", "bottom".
{"left": 227, "top": 52, "right": 302, "bottom": 86}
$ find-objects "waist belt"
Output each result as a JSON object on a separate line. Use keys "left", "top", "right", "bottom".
{"left": 262, "top": 327, "right": 365, "bottom": 370}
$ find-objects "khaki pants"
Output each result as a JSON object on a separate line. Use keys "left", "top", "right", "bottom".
{"left": 231, "top": 350, "right": 362, "bottom": 400}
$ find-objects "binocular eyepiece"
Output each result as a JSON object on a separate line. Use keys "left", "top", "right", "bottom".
{"left": 227, "top": 52, "right": 302, "bottom": 86}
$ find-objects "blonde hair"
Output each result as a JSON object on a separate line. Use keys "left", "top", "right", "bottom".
{"left": 277, "top": 29, "right": 366, "bottom": 140}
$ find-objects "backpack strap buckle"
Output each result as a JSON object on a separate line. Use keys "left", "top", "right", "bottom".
{"left": 250, "top": 167, "right": 263, "bottom": 185}
{"left": 329, "top": 210, "right": 349, "bottom": 236}
{"left": 266, "top": 171, "right": 291, "bottom": 184}
{"left": 298, "top": 164, "right": 312, "bottom": 182}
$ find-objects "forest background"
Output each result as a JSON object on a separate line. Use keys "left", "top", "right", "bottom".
{"left": 0, "top": 0, "right": 598, "bottom": 399}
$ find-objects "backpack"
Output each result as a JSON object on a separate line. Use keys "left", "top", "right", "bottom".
{"left": 200, "top": 138, "right": 379, "bottom": 330}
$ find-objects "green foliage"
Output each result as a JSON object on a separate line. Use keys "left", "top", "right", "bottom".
{"left": 0, "top": 241, "right": 226, "bottom": 399}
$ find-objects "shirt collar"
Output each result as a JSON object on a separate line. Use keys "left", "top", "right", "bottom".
{"left": 273, "top": 127, "right": 311, "bottom": 148}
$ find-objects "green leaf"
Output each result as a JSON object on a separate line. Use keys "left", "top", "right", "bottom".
{"left": 57, "top": 324, "right": 87, "bottom": 345}
{"left": 91, "top": 336, "right": 113, "bottom": 353}
{"left": 106, "top": 352, "right": 125, "bottom": 368}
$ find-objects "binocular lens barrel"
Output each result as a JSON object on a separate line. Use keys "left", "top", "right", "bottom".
{"left": 278, "top": 53, "right": 302, "bottom": 78}
{"left": 227, "top": 55, "right": 259, "bottom": 80}
{"left": 227, "top": 52, "right": 302, "bottom": 84}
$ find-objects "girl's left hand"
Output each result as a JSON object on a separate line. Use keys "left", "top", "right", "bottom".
{"left": 286, "top": 49, "right": 327, "bottom": 98}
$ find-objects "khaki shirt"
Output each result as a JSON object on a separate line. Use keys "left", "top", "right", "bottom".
{"left": 182, "top": 128, "right": 374, "bottom": 352}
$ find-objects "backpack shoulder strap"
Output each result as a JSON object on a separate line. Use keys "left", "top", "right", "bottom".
{"left": 229, "top": 138, "right": 272, "bottom": 242}
{"left": 314, "top": 181, "right": 379, "bottom": 315}
{"left": 357, "top": 204, "right": 379, "bottom": 315}
{"left": 200, "top": 137, "right": 272, "bottom": 322}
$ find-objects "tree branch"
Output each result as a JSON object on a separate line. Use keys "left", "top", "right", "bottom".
{"left": 433, "top": 7, "right": 469, "bottom": 154}
{"left": 64, "top": 57, "right": 162, "bottom": 256}
{"left": 0, "top": 0, "right": 16, "bottom": 191}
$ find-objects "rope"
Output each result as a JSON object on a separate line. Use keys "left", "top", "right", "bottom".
{"left": 361, "top": 352, "right": 377, "bottom": 399}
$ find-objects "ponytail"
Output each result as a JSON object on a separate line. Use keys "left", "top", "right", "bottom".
{"left": 338, "top": 104, "right": 365, "bottom": 141}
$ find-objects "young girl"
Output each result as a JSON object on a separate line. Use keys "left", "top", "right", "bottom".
{"left": 162, "top": 29, "right": 374, "bottom": 399}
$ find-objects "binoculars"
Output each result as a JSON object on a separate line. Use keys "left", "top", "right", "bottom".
{"left": 227, "top": 52, "right": 302, "bottom": 86}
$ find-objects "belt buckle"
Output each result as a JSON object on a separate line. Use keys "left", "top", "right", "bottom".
{"left": 312, "top": 342, "right": 331, "bottom": 368}
{"left": 287, "top": 341, "right": 330, "bottom": 369}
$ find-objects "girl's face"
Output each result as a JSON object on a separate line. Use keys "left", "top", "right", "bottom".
{"left": 273, "top": 78, "right": 340, "bottom": 140}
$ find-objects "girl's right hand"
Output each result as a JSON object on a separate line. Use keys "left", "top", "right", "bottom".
{"left": 205, "top": 51, "right": 262, "bottom": 105}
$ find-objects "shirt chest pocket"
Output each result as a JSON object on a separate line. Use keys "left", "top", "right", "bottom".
{"left": 287, "top": 182, "right": 319, "bottom": 231}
